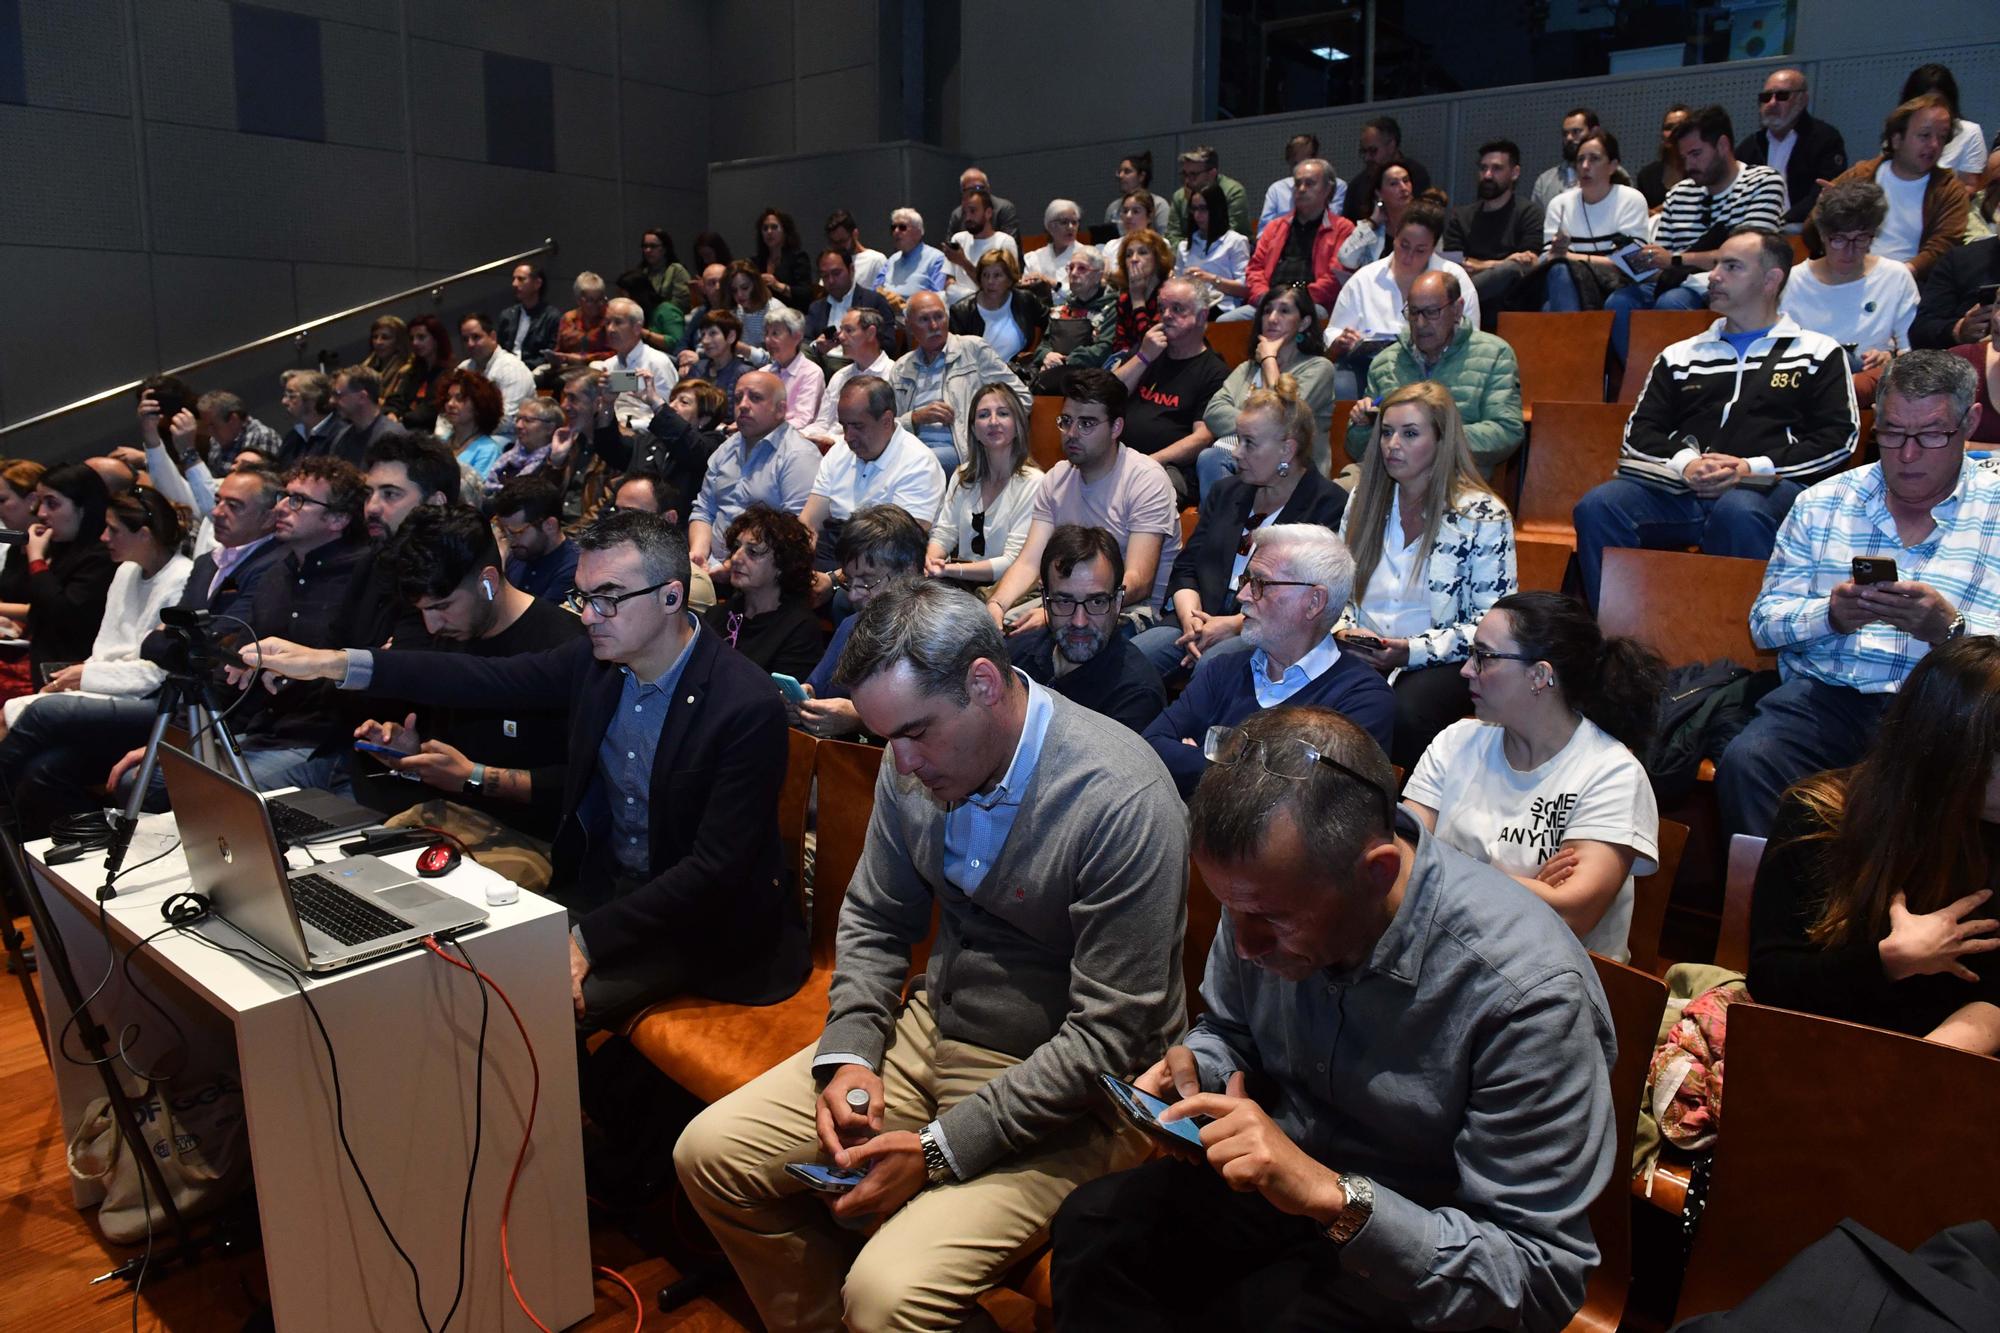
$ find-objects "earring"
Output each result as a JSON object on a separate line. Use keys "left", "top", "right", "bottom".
{"left": 1276, "top": 460, "right": 1291, "bottom": 477}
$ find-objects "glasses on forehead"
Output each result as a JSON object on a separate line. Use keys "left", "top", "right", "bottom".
{"left": 1202, "top": 726, "right": 1394, "bottom": 825}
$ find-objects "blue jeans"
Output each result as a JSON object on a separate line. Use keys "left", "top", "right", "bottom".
{"left": 1195, "top": 443, "right": 1237, "bottom": 504}
{"left": 1716, "top": 676, "right": 1890, "bottom": 839}
{"left": 921, "top": 438, "right": 959, "bottom": 477}
{"left": 0, "top": 693, "right": 159, "bottom": 836}
{"left": 1571, "top": 475, "right": 1803, "bottom": 609}
{"left": 1604, "top": 277, "right": 1706, "bottom": 363}
{"left": 1543, "top": 261, "right": 1584, "bottom": 312}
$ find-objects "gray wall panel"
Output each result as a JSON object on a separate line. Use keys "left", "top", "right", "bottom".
{"left": 1815, "top": 47, "right": 2000, "bottom": 174}
{"left": 20, "top": 0, "right": 131, "bottom": 116}
{"left": 797, "top": 0, "right": 877, "bottom": 77}
{"left": 0, "top": 247, "right": 157, "bottom": 426}
{"left": 0, "top": 107, "right": 145, "bottom": 250}
{"left": 622, "top": 81, "right": 709, "bottom": 189}
{"left": 623, "top": 184, "right": 708, "bottom": 264}
{"left": 150, "top": 254, "right": 298, "bottom": 368}
{"left": 710, "top": 5, "right": 793, "bottom": 95}
{"left": 552, "top": 178, "right": 629, "bottom": 289}
{"left": 978, "top": 134, "right": 1181, "bottom": 238}
{"left": 248, "top": 0, "right": 401, "bottom": 32}
{"left": 407, "top": 0, "right": 618, "bottom": 74}
{"left": 618, "top": 0, "right": 712, "bottom": 94}
{"left": 554, "top": 67, "right": 618, "bottom": 180}
{"left": 711, "top": 80, "right": 796, "bottom": 161}
{"left": 408, "top": 39, "right": 487, "bottom": 163}
{"left": 796, "top": 66, "right": 879, "bottom": 155}
{"left": 320, "top": 22, "right": 408, "bottom": 151}
{"left": 137, "top": 0, "right": 235, "bottom": 131}
{"left": 709, "top": 144, "right": 913, "bottom": 253}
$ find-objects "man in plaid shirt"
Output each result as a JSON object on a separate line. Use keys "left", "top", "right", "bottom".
{"left": 1718, "top": 351, "right": 2000, "bottom": 837}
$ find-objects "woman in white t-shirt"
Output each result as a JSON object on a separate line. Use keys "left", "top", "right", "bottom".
{"left": 1542, "top": 129, "right": 1651, "bottom": 312}
{"left": 1402, "top": 590, "right": 1664, "bottom": 961}
{"left": 1022, "top": 199, "right": 1082, "bottom": 306}
{"left": 1780, "top": 179, "right": 1918, "bottom": 408}
{"left": 926, "top": 382, "right": 1044, "bottom": 589}
{"left": 1177, "top": 182, "right": 1252, "bottom": 319}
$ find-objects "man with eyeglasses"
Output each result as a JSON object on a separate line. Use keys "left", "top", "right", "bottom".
{"left": 876, "top": 207, "right": 950, "bottom": 309}
{"left": 1049, "top": 704, "right": 1616, "bottom": 1333}
{"left": 804, "top": 308, "right": 896, "bottom": 448}
{"left": 1573, "top": 228, "right": 1858, "bottom": 609}
{"left": 1014, "top": 524, "right": 1166, "bottom": 734}
{"left": 494, "top": 474, "right": 579, "bottom": 604}
{"left": 1717, "top": 350, "right": 2000, "bottom": 840}
{"left": 1737, "top": 68, "right": 1847, "bottom": 228}
{"left": 242, "top": 509, "right": 807, "bottom": 1028}
{"left": 800, "top": 375, "right": 943, "bottom": 580}
{"left": 1343, "top": 269, "right": 1523, "bottom": 480}
{"left": 1143, "top": 523, "right": 1391, "bottom": 799}
{"left": 276, "top": 369, "right": 356, "bottom": 467}
{"left": 793, "top": 504, "right": 928, "bottom": 740}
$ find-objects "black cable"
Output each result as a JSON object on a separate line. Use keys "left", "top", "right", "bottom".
{"left": 176, "top": 913, "right": 439, "bottom": 1333}
{"left": 50, "top": 839, "right": 185, "bottom": 1072}
{"left": 131, "top": 1086, "right": 153, "bottom": 1333}
{"left": 435, "top": 935, "right": 488, "bottom": 1333}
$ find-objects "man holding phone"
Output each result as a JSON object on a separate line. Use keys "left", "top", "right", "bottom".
{"left": 1050, "top": 706, "right": 1616, "bottom": 1332}
{"left": 1718, "top": 351, "right": 2000, "bottom": 839}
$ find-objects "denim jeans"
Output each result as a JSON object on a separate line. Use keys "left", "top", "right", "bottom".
{"left": 1604, "top": 277, "right": 1707, "bottom": 363}
{"left": 1571, "top": 474, "right": 1802, "bottom": 609}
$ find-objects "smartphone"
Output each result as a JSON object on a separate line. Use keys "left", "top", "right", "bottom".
{"left": 1100, "top": 1074, "right": 1206, "bottom": 1151}
{"left": 605, "top": 369, "right": 640, "bottom": 393}
{"left": 784, "top": 1162, "right": 868, "bottom": 1193}
{"left": 0, "top": 529, "right": 26, "bottom": 546}
{"left": 1852, "top": 556, "right": 1899, "bottom": 586}
{"left": 1976, "top": 281, "right": 2000, "bottom": 308}
{"left": 354, "top": 739, "right": 412, "bottom": 760}
{"left": 1341, "top": 632, "right": 1386, "bottom": 652}
{"left": 771, "top": 672, "right": 808, "bottom": 705}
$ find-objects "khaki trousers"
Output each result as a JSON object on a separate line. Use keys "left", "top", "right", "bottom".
{"left": 673, "top": 995, "right": 1149, "bottom": 1333}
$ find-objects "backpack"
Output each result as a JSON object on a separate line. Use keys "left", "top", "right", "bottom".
{"left": 1645, "top": 661, "right": 1779, "bottom": 803}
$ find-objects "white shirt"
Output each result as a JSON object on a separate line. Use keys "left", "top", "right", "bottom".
{"left": 810, "top": 349, "right": 896, "bottom": 436}
{"left": 1764, "top": 127, "right": 1797, "bottom": 181}
{"left": 461, "top": 347, "right": 537, "bottom": 438}
{"left": 808, "top": 425, "right": 947, "bottom": 525}
{"left": 1542, "top": 185, "right": 1652, "bottom": 256}
{"left": 1024, "top": 241, "right": 1076, "bottom": 304}
{"left": 1942, "top": 119, "right": 1990, "bottom": 176}
{"left": 946, "top": 231, "right": 1020, "bottom": 290}
{"left": 1353, "top": 491, "right": 1434, "bottom": 640}
{"left": 1872, "top": 163, "right": 1930, "bottom": 263}
{"left": 975, "top": 300, "right": 1026, "bottom": 362}
{"left": 590, "top": 342, "right": 679, "bottom": 429}
{"left": 1404, "top": 716, "right": 1660, "bottom": 962}
{"left": 850, "top": 247, "right": 888, "bottom": 292}
{"left": 932, "top": 465, "right": 1045, "bottom": 581}
{"left": 1779, "top": 259, "right": 1919, "bottom": 355}
{"left": 1325, "top": 254, "right": 1482, "bottom": 344}
{"left": 1177, "top": 231, "right": 1251, "bottom": 312}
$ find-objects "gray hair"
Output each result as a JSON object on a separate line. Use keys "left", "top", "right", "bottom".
{"left": 1879, "top": 349, "right": 1978, "bottom": 420}
{"left": 1811, "top": 178, "right": 1889, "bottom": 237}
{"left": 1188, "top": 706, "right": 1398, "bottom": 875}
{"left": 1161, "top": 276, "right": 1212, "bottom": 324}
{"left": 1044, "top": 198, "right": 1082, "bottom": 229}
{"left": 1179, "top": 145, "right": 1219, "bottom": 170}
{"left": 1254, "top": 523, "right": 1355, "bottom": 635}
{"left": 196, "top": 390, "right": 248, "bottom": 420}
{"left": 838, "top": 373, "right": 897, "bottom": 418}
{"left": 891, "top": 206, "right": 924, "bottom": 234}
{"left": 834, "top": 580, "right": 1013, "bottom": 705}
{"left": 516, "top": 397, "right": 564, "bottom": 428}
{"left": 575, "top": 509, "right": 691, "bottom": 592}
{"left": 1070, "top": 245, "right": 1106, "bottom": 275}
{"left": 573, "top": 270, "right": 606, "bottom": 298}
{"left": 605, "top": 296, "right": 643, "bottom": 322}
{"left": 764, "top": 305, "right": 806, "bottom": 338}
{"left": 1294, "top": 157, "right": 1333, "bottom": 185}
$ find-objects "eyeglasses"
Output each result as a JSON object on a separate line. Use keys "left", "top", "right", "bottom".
{"left": 1824, "top": 230, "right": 1876, "bottom": 251}
{"left": 1876, "top": 410, "right": 1972, "bottom": 452}
{"left": 1403, "top": 302, "right": 1452, "bottom": 322}
{"left": 1202, "top": 726, "right": 1394, "bottom": 826}
{"left": 1757, "top": 89, "right": 1797, "bottom": 103}
{"left": 890, "top": 222, "right": 911, "bottom": 232}
{"left": 563, "top": 578, "right": 675, "bottom": 618}
{"left": 280, "top": 491, "right": 332, "bottom": 510}
{"left": 1044, "top": 591, "right": 1119, "bottom": 616}
{"left": 849, "top": 571, "right": 890, "bottom": 595}
{"left": 1235, "top": 574, "right": 1317, "bottom": 600}
{"left": 1466, "top": 646, "right": 1539, "bottom": 673}
{"left": 969, "top": 510, "right": 987, "bottom": 557}
{"left": 1055, "top": 413, "right": 1107, "bottom": 432}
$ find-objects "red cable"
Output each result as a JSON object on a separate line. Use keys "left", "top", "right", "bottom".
{"left": 424, "top": 938, "right": 642, "bottom": 1333}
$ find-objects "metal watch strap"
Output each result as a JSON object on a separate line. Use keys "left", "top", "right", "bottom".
{"left": 466, "top": 763, "right": 487, "bottom": 790}
{"left": 917, "top": 1126, "right": 952, "bottom": 1185}
{"left": 1324, "top": 1173, "right": 1374, "bottom": 1246}
{"left": 1945, "top": 613, "right": 1968, "bottom": 642}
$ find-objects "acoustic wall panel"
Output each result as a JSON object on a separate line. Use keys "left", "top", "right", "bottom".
{"left": 483, "top": 51, "right": 556, "bottom": 172}
{"left": 231, "top": 3, "right": 326, "bottom": 143}
{"left": 149, "top": 252, "right": 297, "bottom": 367}
{"left": 976, "top": 134, "right": 1181, "bottom": 241}
{"left": 242, "top": 0, "right": 399, "bottom": 32}
{"left": 0, "top": 246, "right": 157, "bottom": 424}
{"left": 795, "top": 65, "right": 878, "bottom": 155}
{"left": 622, "top": 183, "right": 707, "bottom": 269}
{"left": 796, "top": 0, "right": 876, "bottom": 78}
{"left": 407, "top": 0, "right": 618, "bottom": 76}
{"left": 138, "top": 0, "right": 237, "bottom": 131}
{"left": 617, "top": 0, "right": 712, "bottom": 95}
{"left": 17, "top": 0, "right": 129, "bottom": 116}
{"left": 319, "top": 20, "right": 406, "bottom": 151}
{"left": 709, "top": 78, "right": 796, "bottom": 163}
{"left": 0, "top": 2, "right": 21, "bottom": 106}
{"left": 708, "top": 143, "right": 909, "bottom": 252}
{"left": 0, "top": 105, "right": 144, "bottom": 250}
{"left": 408, "top": 38, "right": 487, "bottom": 162}
{"left": 621, "top": 79, "right": 709, "bottom": 190}
{"left": 710, "top": 3, "right": 792, "bottom": 96}
{"left": 553, "top": 64, "right": 617, "bottom": 180}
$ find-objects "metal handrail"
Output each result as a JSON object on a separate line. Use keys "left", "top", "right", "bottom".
{"left": 0, "top": 237, "right": 558, "bottom": 438}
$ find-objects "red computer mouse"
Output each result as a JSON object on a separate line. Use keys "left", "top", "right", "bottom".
{"left": 416, "top": 841, "right": 462, "bottom": 877}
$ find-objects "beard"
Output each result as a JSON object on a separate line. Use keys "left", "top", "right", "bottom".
{"left": 1475, "top": 178, "right": 1501, "bottom": 201}
{"left": 1562, "top": 140, "right": 1580, "bottom": 164}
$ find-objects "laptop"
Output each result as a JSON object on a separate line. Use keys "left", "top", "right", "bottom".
{"left": 158, "top": 744, "right": 487, "bottom": 972}
{"left": 158, "top": 724, "right": 381, "bottom": 844}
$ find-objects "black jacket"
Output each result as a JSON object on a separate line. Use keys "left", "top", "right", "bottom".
{"left": 1736, "top": 113, "right": 1849, "bottom": 226}
{"left": 1167, "top": 468, "right": 1348, "bottom": 616}
{"left": 1016, "top": 636, "right": 1166, "bottom": 735}
{"left": 24, "top": 540, "right": 115, "bottom": 678}
{"left": 803, "top": 286, "right": 895, "bottom": 343}
{"left": 496, "top": 302, "right": 561, "bottom": 370}
{"left": 139, "top": 538, "right": 288, "bottom": 672}
{"left": 364, "top": 629, "right": 807, "bottom": 1004}
{"left": 948, "top": 289, "right": 1049, "bottom": 362}
{"left": 1912, "top": 236, "right": 2000, "bottom": 350}
{"left": 621, "top": 399, "right": 723, "bottom": 511}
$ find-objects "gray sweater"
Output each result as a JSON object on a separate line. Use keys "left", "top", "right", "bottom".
{"left": 817, "top": 691, "right": 1188, "bottom": 1178}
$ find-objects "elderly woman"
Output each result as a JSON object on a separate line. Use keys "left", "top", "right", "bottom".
{"left": 487, "top": 397, "right": 570, "bottom": 493}
{"left": 1108, "top": 228, "right": 1175, "bottom": 361}
{"left": 948, "top": 248, "right": 1047, "bottom": 370}
{"left": 704, "top": 503, "right": 825, "bottom": 679}
{"left": 1177, "top": 181, "right": 1253, "bottom": 319}
{"left": 763, "top": 306, "right": 825, "bottom": 430}
{"left": 1035, "top": 246, "right": 1119, "bottom": 388}
{"left": 1781, "top": 179, "right": 1919, "bottom": 407}
{"left": 1022, "top": 199, "right": 1083, "bottom": 303}
{"left": 550, "top": 270, "right": 613, "bottom": 369}
{"left": 879, "top": 207, "right": 950, "bottom": 305}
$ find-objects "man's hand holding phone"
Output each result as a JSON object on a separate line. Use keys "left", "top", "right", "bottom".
{"left": 1160, "top": 1070, "right": 1350, "bottom": 1225}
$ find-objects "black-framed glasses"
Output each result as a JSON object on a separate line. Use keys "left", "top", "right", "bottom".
{"left": 1055, "top": 413, "right": 1107, "bottom": 433}
{"left": 1466, "top": 646, "right": 1539, "bottom": 673}
{"left": 1756, "top": 89, "right": 1796, "bottom": 103}
{"left": 1402, "top": 302, "right": 1452, "bottom": 323}
{"left": 1202, "top": 725, "right": 1394, "bottom": 826}
{"left": 563, "top": 578, "right": 674, "bottom": 618}
{"left": 1044, "top": 590, "right": 1119, "bottom": 616}
{"left": 279, "top": 490, "right": 332, "bottom": 510}
{"left": 970, "top": 510, "right": 987, "bottom": 557}
{"left": 1236, "top": 574, "right": 1317, "bottom": 600}
{"left": 1876, "top": 410, "right": 1972, "bottom": 452}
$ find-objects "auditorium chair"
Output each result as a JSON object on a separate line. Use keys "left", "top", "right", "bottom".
{"left": 1179, "top": 506, "right": 1199, "bottom": 543}
{"left": 1328, "top": 398, "right": 1356, "bottom": 475}
{"left": 1497, "top": 310, "right": 1613, "bottom": 419}
{"left": 1515, "top": 536, "right": 1575, "bottom": 593}
{"left": 1029, "top": 395, "right": 1064, "bottom": 471}
{"left": 1021, "top": 232, "right": 1050, "bottom": 254}
{"left": 1594, "top": 549, "right": 1774, "bottom": 671}
{"left": 1714, "top": 834, "right": 1765, "bottom": 975}
{"left": 1674, "top": 1002, "right": 2000, "bottom": 1321}
{"left": 1616, "top": 309, "right": 1715, "bottom": 403}
{"left": 1627, "top": 817, "right": 1691, "bottom": 977}
{"left": 779, "top": 728, "right": 816, "bottom": 893}
{"left": 1513, "top": 400, "right": 1629, "bottom": 552}
{"left": 623, "top": 737, "right": 881, "bottom": 1104}
{"left": 1205, "top": 320, "right": 1253, "bottom": 370}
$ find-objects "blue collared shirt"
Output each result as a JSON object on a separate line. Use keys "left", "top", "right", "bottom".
{"left": 941, "top": 673, "right": 1055, "bottom": 895}
{"left": 691, "top": 425, "right": 821, "bottom": 534}
{"left": 594, "top": 616, "right": 701, "bottom": 877}
{"left": 879, "top": 243, "right": 948, "bottom": 300}
{"left": 1249, "top": 630, "right": 1345, "bottom": 708}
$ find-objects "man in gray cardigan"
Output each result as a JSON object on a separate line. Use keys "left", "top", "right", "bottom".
{"left": 676, "top": 581, "right": 1188, "bottom": 1333}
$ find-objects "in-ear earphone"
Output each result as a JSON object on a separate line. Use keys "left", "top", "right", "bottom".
{"left": 481, "top": 579, "right": 494, "bottom": 601}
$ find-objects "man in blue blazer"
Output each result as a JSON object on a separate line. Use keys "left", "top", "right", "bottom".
{"left": 803, "top": 247, "right": 897, "bottom": 350}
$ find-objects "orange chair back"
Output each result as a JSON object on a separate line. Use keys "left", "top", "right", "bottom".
{"left": 1514, "top": 535, "right": 1574, "bottom": 593}
{"left": 1626, "top": 817, "right": 1689, "bottom": 976}
{"left": 1617, "top": 308, "right": 1715, "bottom": 403}
{"left": 1515, "top": 400, "right": 1629, "bottom": 542}
{"left": 1676, "top": 1003, "right": 2000, "bottom": 1319}
{"left": 1498, "top": 311, "right": 1611, "bottom": 410}
{"left": 1575, "top": 953, "right": 1669, "bottom": 1333}
{"left": 780, "top": 729, "right": 817, "bottom": 903}
{"left": 1205, "top": 321, "right": 1253, "bottom": 370}
{"left": 1329, "top": 399, "right": 1359, "bottom": 475}
{"left": 1021, "top": 232, "right": 1050, "bottom": 255}
{"left": 1029, "top": 395, "right": 1065, "bottom": 471}
{"left": 1596, "top": 548, "right": 1774, "bottom": 669}
{"left": 1715, "top": 834, "right": 1765, "bottom": 973}
{"left": 810, "top": 739, "right": 882, "bottom": 970}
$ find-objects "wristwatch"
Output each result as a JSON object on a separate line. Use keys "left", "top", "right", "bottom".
{"left": 1324, "top": 1173, "right": 1375, "bottom": 1246}
{"left": 1944, "top": 612, "right": 1968, "bottom": 642}
{"left": 466, "top": 763, "right": 487, "bottom": 791}
{"left": 917, "top": 1125, "right": 953, "bottom": 1186}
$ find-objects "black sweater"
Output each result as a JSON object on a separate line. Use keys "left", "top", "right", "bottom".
{"left": 25, "top": 540, "right": 115, "bottom": 678}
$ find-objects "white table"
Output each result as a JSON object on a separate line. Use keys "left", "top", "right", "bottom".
{"left": 29, "top": 815, "right": 593, "bottom": 1332}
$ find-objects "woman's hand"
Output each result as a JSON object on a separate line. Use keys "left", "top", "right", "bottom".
{"left": 924, "top": 548, "right": 949, "bottom": 578}
{"left": 24, "top": 523, "right": 53, "bottom": 563}
{"left": 1335, "top": 632, "right": 1409, "bottom": 672}
{"left": 1254, "top": 336, "right": 1285, "bottom": 365}
{"left": 1879, "top": 889, "right": 2000, "bottom": 982}
{"left": 39, "top": 663, "right": 85, "bottom": 693}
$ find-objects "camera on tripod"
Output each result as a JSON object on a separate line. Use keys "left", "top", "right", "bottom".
{"left": 156, "top": 608, "right": 228, "bottom": 679}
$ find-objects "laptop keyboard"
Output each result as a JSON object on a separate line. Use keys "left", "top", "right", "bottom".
{"left": 269, "top": 801, "right": 342, "bottom": 845}
{"left": 292, "top": 873, "right": 410, "bottom": 947}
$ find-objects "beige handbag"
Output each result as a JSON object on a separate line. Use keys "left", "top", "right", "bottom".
{"left": 67, "top": 1069, "right": 249, "bottom": 1243}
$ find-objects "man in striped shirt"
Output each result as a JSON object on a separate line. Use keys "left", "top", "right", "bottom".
{"left": 1605, "top": 105, "right": 1788, "bottom": 362}
{"left": 1717, "top": 351, "right": 1999, "bottom": 839}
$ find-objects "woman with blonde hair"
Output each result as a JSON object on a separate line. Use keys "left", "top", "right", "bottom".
{"left": 362, "top": 314, "right": 416, "bottom": 418}
{"left": 926, "top": 381, "right": 1045, "bottom": 589}
{"left": 1335, "top": 380, "right": 1516, "bottom": 767}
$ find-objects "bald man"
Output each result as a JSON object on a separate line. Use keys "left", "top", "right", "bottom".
{"left": 1735, "top": 68, "right": 1847, "bottom": 226}
{"left": 686, "top": 369, "right": 822, "bottom": 571}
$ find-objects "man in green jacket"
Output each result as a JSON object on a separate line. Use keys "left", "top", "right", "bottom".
{"left": 1345, "top": 270, "right": 1524, "bottom": 480}
{"left": 1166, "top": 145, "right": 1251, "bottom": 246}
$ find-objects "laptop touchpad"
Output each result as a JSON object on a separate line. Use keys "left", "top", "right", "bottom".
{"left": 378, "top": 883, "right": 442, "bottom": 914}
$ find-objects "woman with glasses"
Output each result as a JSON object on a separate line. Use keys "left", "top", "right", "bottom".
{"left": 1748, "top": 636, "right": 2000, "bottom": 1054}
{"left": 1177, "top": 182, "right": 1252, "bottom": 320}
{"left": 6, "top": 463, "right": 115, "bottom": 699}
{"left": 1542, "top": 128, "right": 1651, "bottom": 312}
{"left": 1139, "top": 377, "right": 1345, "bottom": 678}
{"left": 436, "top": 368, "right": 505, "bottom": 481}
{"left": 703, "top": 504, "right": 824, "bottom": 680}
{"left": 1324, "top": 197, "right": 1478, "bottom": 398}
{"left": 1021, "top": 200, "right": 1083, "bottom": 305}
{"left": 927, "top": 383, "right": 1045, "bottom": 590}
{"left": 1780, "top": 180, "right": 1919, "bottom": 408}
{"left": 684, "top": 313, "right": 754, "bottom": 422}
{"left": 1401, "top": 590, "right": 1663, "bottom": 961}
{"left": 1334, "top": 382, "right": 1515, "bottom": 770}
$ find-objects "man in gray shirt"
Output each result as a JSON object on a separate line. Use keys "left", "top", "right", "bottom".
{"left": 1051, "top": 705, "right": 1617, "bottom": 1332}
{"left": 675, "top": 581, "right": 1188, "bottom": 1333}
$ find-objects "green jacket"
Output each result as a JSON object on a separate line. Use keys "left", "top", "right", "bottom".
{"left": 1167, "top": 175, "right": 1251, "bottom": 247}
{"left": 1346, "top": 320, "right": 1524, "bottom": 476}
